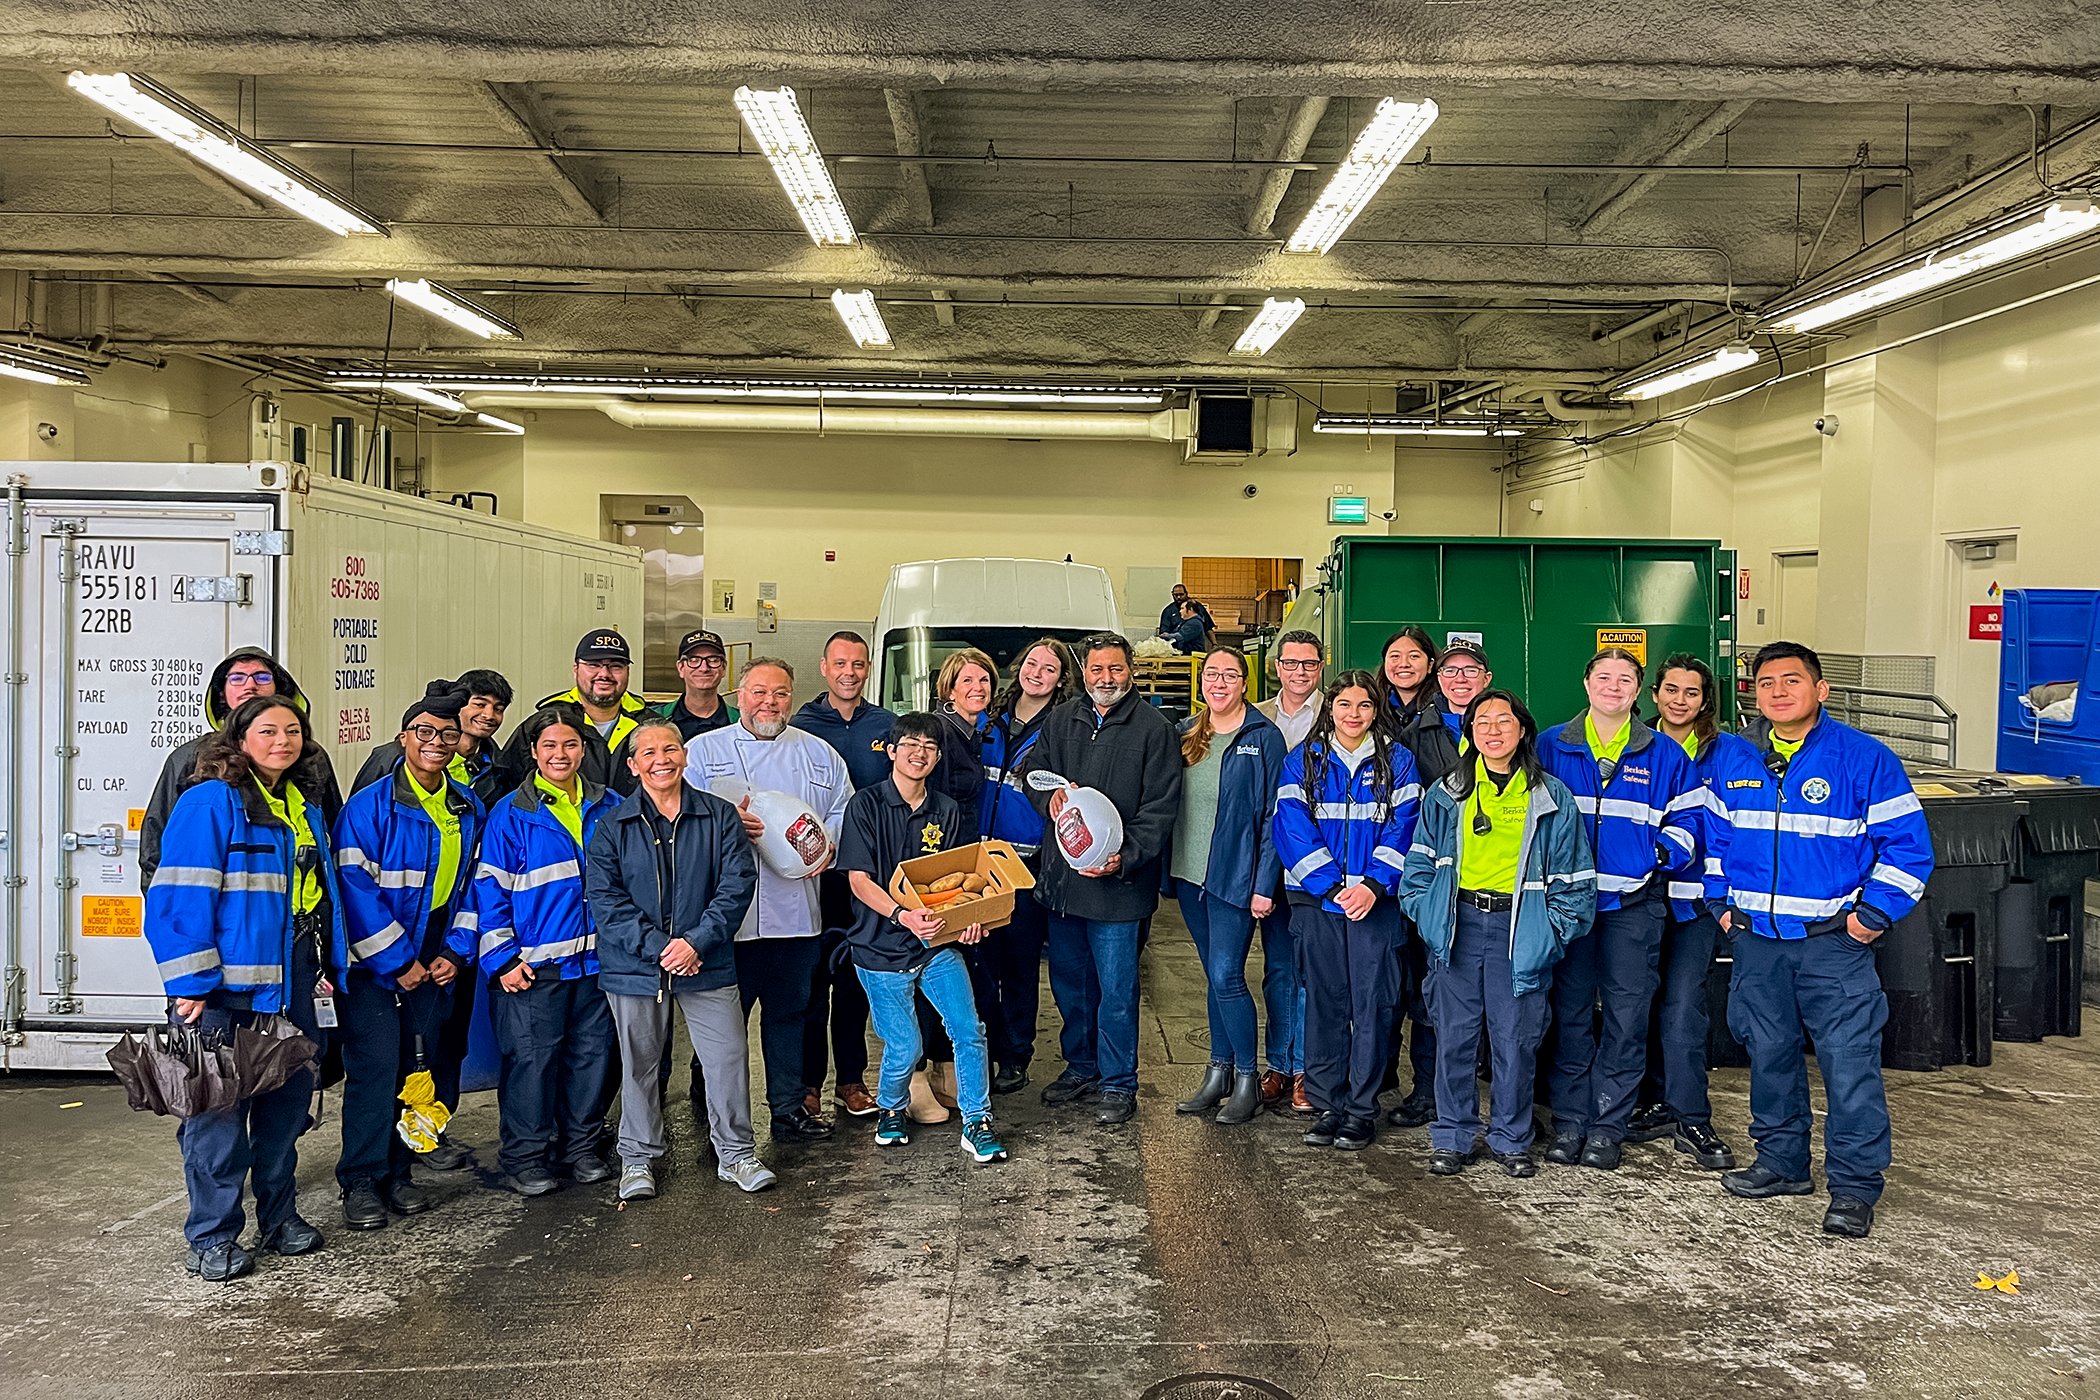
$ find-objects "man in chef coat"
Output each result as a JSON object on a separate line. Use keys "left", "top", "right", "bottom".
{"left": 686, "top": 658, "right": 853, "bottom": 1142}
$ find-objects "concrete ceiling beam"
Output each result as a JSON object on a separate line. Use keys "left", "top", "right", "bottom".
{"left": 1578, "top": 100, "right": 1756, "bottom": 234}
{"left": 8, "top": 4, "right": 2097, "bottom": 103}
{"left": 475, "top": 81, "right": 607, "bottom": 223}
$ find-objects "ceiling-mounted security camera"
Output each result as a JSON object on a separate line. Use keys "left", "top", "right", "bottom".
{"left": 1529, "top": 499, "right": 1545, "bottom": 514}
{"left": 1377, "top": 510, "right": 1397, "bottom": 521}
{"left": 1815, "top": 414, "right": 1840, "bottom": 437}
{"left": 1243, "top": 483, "right": 1259, "bottom": 498}
{"left": 36, "top": 422, "right": 58, "bottom": 442}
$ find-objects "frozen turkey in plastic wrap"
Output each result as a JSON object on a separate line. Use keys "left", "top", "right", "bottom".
{"left": 706, "top": 778, "right": 833, "bottom": 878}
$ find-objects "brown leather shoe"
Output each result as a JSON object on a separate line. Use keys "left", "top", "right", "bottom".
{"left": 836, "top": 1082, "right": 878, "bottom": 1117}
{"left": 803, "top": 1089, "right": 821, "bottom": 1117}
{"left": 1291, "top": 1074, "right": 1315, "bottom": 1114}
{"left": 1260, "top": 1070, "right": 1288, "bottom": 1105}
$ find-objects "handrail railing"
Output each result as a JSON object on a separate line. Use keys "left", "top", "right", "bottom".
{"left": 1823, "top": 684, "right": 1958, "bottom": 765}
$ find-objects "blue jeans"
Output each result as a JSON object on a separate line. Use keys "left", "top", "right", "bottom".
{"left": 965, "top": 885, "right": 1048, "bottom": 1070}
{"left": 1549, "top": 894, "right": 1665, "bottom": 1143}
{"left": 1729, "top": 929, "right": 1892, "bottom": 1202}
{"left": 1426, "top": 904, "right": 1552, "bottom": 1155}
{"left": 1178, "top": 887, "right": 1259, "bottom": 1073}
{"left": 1044, "top": 913, "right": 1143, "bottom": 1095}
{"left": 1259, "top": 902, "right": 1304, "bottom": 1075}
{"left": 857, "top": 949, "right": 991, "bottom": 1121}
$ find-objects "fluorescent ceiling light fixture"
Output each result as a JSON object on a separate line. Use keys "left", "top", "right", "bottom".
{"left": 475, "top": 413, "right": 525, "bottom": 434}
{"left": 1768, "top": 199, "right": 2100, "bottom": 332}
{"left": 0, "top": 349, "right": 92, "bottom": 386}
{"left": 1230, "top": 298, "right": 1307, "bottom": 356}
{"left": 734, "top": 85, "right": 856, "bottom": 246}
{"left": 1284, "top": 98, "right": 1439, "bottom": 255}
{"left": 1312, "top": 414, "right": 1525, "bottom": 436}
{"left": 386, "top": 279, "right": 520, "bottom": 340}
{"left": 830, "top": 289, "right": 893, "bottom": 348}
{"left": 65, "top": 72, "right": 385, "bottom": 236}
{"left": 411, "top": 373, "right": 1167, "bottom": 405}
{"left": 330, "top": 379, "right": 468, "bottom": 412}
{"left": 1617, "top": 344, "right": 1761, "bottom": 400}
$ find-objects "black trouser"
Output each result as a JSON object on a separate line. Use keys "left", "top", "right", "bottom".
{"left": 965, "top": 885, "right": 1048, "bottom": 1071}
{"left": 802, "top": 873, "right": 872, "bottom": 1092}
{"left": 1389, "top": 929, "right": 1438, "bottom": 1100}
{"left": 335, "top": 909, "right": 459, "bottom": 1190}
{"left": 490, "top": 971, "right": 614, "bottom": 1176}
{"left": 735, "top": 937, "right": 822, "bottom": 1118}
{"left": 1297, "top": 901, "right": 1403, "bottom": 1121}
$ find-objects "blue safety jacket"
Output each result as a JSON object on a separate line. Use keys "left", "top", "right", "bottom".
{"left": 1662, "top": 730, "right": 1761, "bottom": 920}
{"left": 454, "top": 778, "right": 618, "bottom": 979}
{"left": 1167, "top": 709, "right": 1287, "bottom": 910}
{"left": 333, "top": 765, "right": 485, "bottom": 987}
{"left": 1271, "top": 737, "right": 1423, "bottom": 914}
{"left": 145, "top": 777, "right": 348, "bottom": 1010}
{"left": 1399, "top": 767, "right": 1598, "bottom": 995}
{"left": 1702, "top": 714, "right": 1936, "bottom": 940}
{"left": 979, "top": 704, "right": 1053, "bottom": 856}
{"left": 1540, "top": 713, "right": 1704, "bottom": 911}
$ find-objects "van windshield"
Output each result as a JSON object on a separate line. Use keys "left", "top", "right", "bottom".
{"left": 881, "top": 626, "right": 1103, "bottom": 714}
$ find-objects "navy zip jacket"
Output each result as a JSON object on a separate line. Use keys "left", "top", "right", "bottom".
{"left": 1664, "top": 729, "right": 1761, "bottom": 920}
{"left": 927, "top": 703, "right": 989, "bottom": 838}
{"left": 1702, "top": 714, "right": 1935, "bottom": 941}
{"left": 1388, "top": 691, "right": 1464, "bottom": 786}
{"left": 980, "top": 704, "right": 1053, "bottom": 855}
{"left": 455, "top": 777, "right": 620, "bottom": 979}
{"left": 792, "top": 695, "right": 894, "bottom": 791}
{"left": 584, "top": 782, "right": 758, "bottom": 996}
{"left": 332, "top": 766, "right": 486, "bottom": 988}
{"left": 1166, "top": 708, "right": 1287, "bottom": 910}
{"left": 1272, "top": 737, "right": 1423, "bottom": 914}
{"left": 146, "top": 776, "right": 349, "bottom": 1011}
{"left": 1539, "top": 712, "right": 1704, "bottom": 911}
{"left": 352, "top": 735, "right": 513, "bottom": 809}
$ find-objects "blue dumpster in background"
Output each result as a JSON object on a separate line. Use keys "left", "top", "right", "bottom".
{"left": 462, "top": 974, "right": 500, "bottom": 1093}
{"left": 1998, "top": 588, "right": 2100, "bottom": 783}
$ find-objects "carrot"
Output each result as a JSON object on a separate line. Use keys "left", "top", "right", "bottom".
{"left": 920, "top": 888, "right": 965, "bottom": 908}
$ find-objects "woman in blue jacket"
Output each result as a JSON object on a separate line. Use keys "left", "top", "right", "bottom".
{"left": 455, "top": 707, "right": 621, "bottom": 1196}
{"left": 973, "top": 637, "right": 1077, "bottom": 1094}
{"left": 1168, "top": 649, "right": 1287, "bottom": 1126}
{"left": 1271, "top": 670, "right": 1422, "bottom": 1151}
{"left": 1537, "top": 648, "right": 1705, "bottom": 1172}
{"left": 1401, "top": 690, "right": 1596, "bottom": 1177}
{"left": 145, "top": 695, "right": 346, "bottom": 1281}
{"left": 331, "top": 682, "right": 486, "bottom": 1229}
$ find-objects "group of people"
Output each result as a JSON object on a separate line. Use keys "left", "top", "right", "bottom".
{"left": 140, "top": 606, "right": 1934, "bottom": 1285}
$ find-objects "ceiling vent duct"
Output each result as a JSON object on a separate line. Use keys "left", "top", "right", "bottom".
{"left": 1185, "top": 390, "right": 1298, "bottom": 462}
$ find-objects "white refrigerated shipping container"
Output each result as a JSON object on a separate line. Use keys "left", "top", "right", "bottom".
{"left": 2, "top": 461, "right": 642, "bottom": 1070}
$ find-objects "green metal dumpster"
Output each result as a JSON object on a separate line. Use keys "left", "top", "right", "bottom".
{"left": 1284, "top": 536, "right": 1740, "bottom": 727}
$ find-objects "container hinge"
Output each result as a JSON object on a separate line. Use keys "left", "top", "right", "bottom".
{"left": 234, "top": 529, "right": 293, "bottom": 556}
{"left": 178, "top": 574, "right": 254, "bottom": 605}
{"left": 45, "top": 999, "right": 81, "bottom": 1016}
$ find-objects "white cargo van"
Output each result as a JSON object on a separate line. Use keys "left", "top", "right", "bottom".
{"left": 870, "top": 558, "right": 1122, "bottom": 714}
{"left": 2, "top": 461, "right": 642, "bottom": 1069}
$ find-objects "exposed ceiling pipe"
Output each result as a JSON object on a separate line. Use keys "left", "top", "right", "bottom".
{"left": 1245, "top": 97, "right": 1331, "bottom": 236}
{"left": 1593, "top": 301, "right": 1692, "bottom": 343}
{"left": 465, "top": 395, "right": 1184, "bottom": 440}
{"left": 1535, "top": 390, "right": 1635, "bottom": 423}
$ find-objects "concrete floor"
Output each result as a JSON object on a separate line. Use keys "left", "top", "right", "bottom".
{"left": 4, "top": 914, "right": 2097, "bottom": 1400}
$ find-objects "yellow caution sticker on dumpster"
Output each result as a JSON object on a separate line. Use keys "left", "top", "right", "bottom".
{"left": 1596, "top": 628, "right": 1648, "bottom": 666}
{"left": 80, "top": 896, "right": 143, "bottom": 937}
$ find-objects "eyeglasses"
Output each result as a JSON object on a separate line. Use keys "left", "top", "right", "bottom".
{"left": 225, "top": 670, "right": 274, "bottom": 686}
{"left": 1472, "top": 716, "right": 1518, "bottom": 731}
{"left": 1276, "top": 659, "right": 1322, "bottom": 671}
{"left": 406, "top": 724, "right": 463, "bottom": 745}
{"left": 892, "top": 740, "right": 940, "bottom": 757}
{"left": 680, "top": 654, "right": 725, "bottom": 669}
{"left": 1440, "top": 665, "right": 1486, "bottom": 680}
{"left": 577, "top": 662, "right": 626, "bottom": 675}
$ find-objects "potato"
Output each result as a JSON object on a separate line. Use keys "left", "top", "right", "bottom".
{"left": 911, "top": 883, "right": 935, "bottom": 896}
{"left": 960, "top": 874, "right": 990, "bottom": 894}
{"left": 928, "top": 872, "right": 967, "bottom": 893}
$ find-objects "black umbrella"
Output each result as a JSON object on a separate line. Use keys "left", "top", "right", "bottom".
{"left": 107, "top": 1013, "right": 319, "bottom": 1120}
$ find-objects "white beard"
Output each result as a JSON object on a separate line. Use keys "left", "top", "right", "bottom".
{"left": 746, "top": 716, "right": 787, "bottom": 738}
{"left": 1089, "top": 683, "right": 1130, "bottom": 708}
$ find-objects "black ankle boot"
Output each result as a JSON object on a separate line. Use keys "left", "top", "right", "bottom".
{"left": 1175, "top": 1063, "right": 1234, "bottom": 1114}
{"left": 1214, "top": 1070, "right": 1263, "bottom": 1125}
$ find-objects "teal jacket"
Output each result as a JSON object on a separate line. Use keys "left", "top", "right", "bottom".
{"left": 1398, "top": 766, "right": 1598, "bottom": 996}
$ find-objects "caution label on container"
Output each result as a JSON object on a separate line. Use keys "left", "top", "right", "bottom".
{"left": 1596, "top": 628, "right": 1648, "bottom": 666}
{"left": 127, "top": 807, "right": 147, "bottom": 831}
{"left": 81, "top": 895, "right": 143, "bottom": 938}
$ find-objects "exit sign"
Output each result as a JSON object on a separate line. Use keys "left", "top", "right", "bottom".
{"left": 1328, "top": 496, "right": 1369, "bottom": 525}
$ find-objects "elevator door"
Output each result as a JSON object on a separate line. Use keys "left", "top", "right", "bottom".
{"left": 618, "top": 521, "right": 706, "bottom": 694}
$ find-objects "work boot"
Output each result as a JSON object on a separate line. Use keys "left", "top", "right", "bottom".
{"left": 1302, "top": 1111, "right": 1342, "bottom": 1147}
{"left": 1334, "top": 1115, "right": 1376, "bottom": 1151}
{"left": 1542, "top": 1132, "right": 1585, "bottom": 1166}
{"left": 1625, "top": 1102, "right": 1676, "bottom": 1143}
{"left": 1214, "top": 1071, "right": 1264, "bottom": 1125}
{"left": 1291, "top": 1074, "right": 1315, "bottom": 1114}
{"left": 381, "top": 1179, "right": 432, "bottom": 1215}
{"left": 1427, "top": 1146, "right": 1479, "bottom": 1176}
{"left": 1387, "top": 1089, "right": 1436, "bottom": 1128}
{"left": 341, "top": 1185, "right": 387, "bottom": 1231}
{"left": 259, "top": 1216, "right": 324, "bottom": 1256}
{"left": 1578, "top": 1133, "right": 1623, "bottom": 1171}
{"left": 1673, "top": 1122, "right": 1737, "bottom": 1171}
{"left": 184, "top": 1241, "right": 255, "bottom": 1282}
{"left": 1175, "top": 1063, "right": 1233, "bottom": 1114}
{"left": 1494, "top": 1151, "right": 1539, "bottom": 1178}
{"left": 991, "top": 1063, "right": 1030, "bottom": 1095}
{"left": 1039, "top": 1071, "right": 1100, "bottom": 1107}
{"left": 908, "top": 1070, "right": 951, "bottom": 1124}
{"left": 1095, "top": 1092, "right": 1137, "bottom": 1126}
{"left": 1822, "top": 1196, "right": 1875, "bottom": 1238}
{"left": 1722, "top": 1163, "right": 1814, "bottom": 1198}
{"left": 415, "top": 1134, "right": 470, "bottom": 1172}
{"left": 1259, "top": 1070, "right": 1288, "bottom": 1106}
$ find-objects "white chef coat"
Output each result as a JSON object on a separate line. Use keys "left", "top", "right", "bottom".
{"left": 685, "top": 722, "right": 852, "bottom": 942}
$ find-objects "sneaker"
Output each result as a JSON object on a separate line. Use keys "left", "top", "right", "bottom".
{"left": 961, "top": 1117, "right": 1009, "bottom": 1163}
{"left": 836, "top": 1082, "right": 879, "bottom": 1117}
{"left": 718, "top": 1157, "right": 778, "bottom": 1193}
{"left": 415, "top": 1135, "right": 471, "bottom": 1172}
{"left": 258, "top": 1215, "right": 324, "bottom": 1256}
{"left": 874, "top": 1108, "right": 910, "bottom": 1146}
{"left": 507, "top": 1167, "right": 562, "bottom": 1197}
{"left": 569, "top": 1153, "right": 616, "bottom": 1185}
{"left": 184, "top": 1240, "right": 255, "bottom": 1282}
{"left": 617, "top": 1162, "right": 657, "bottom": 1201}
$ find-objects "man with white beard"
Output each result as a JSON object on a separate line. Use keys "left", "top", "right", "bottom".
{"left": 685, "top": 659, "right": 852, "bottom": 1142}
{"left": 1022, "top": 635, "right": 1184, "bottom": 1126}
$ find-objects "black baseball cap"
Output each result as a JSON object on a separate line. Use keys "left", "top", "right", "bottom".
{"left": 1440, "top": 639, "right": 1490, "bottom": 669}
{"left": 678, "top": 628, "right": 727, "bottom": 659}
{"left": 575, "top": 629, "right": 631, "bottom": 663}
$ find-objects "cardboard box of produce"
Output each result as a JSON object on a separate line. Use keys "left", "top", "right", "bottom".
{"left": 887, "top": 840, "right": 1037, "bottom": 946}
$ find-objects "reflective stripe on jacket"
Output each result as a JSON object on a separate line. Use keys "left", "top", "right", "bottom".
{"left": 332, "top": 765, "right": 485, "bottom": 986}
{"left": 1399, "top": 768, "right": 1597, "bottom": 996}
{"left": 145, "top": 778, "right": 348, "bottom": 1009}
{"left": 1665, "top": 730, "right": 1761, "bottom": 920}
{"left": 1539, "top": 713, "right": 1704, "bottom": 911}
{"left": 454, "top": 778, "right": 618, "bottom": 978}
{"left": 1271, "top": 738, "right": 1423, "bottom": 914}
{"left": 1702, "top": 715, "right": 1935, "bottom": 940}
